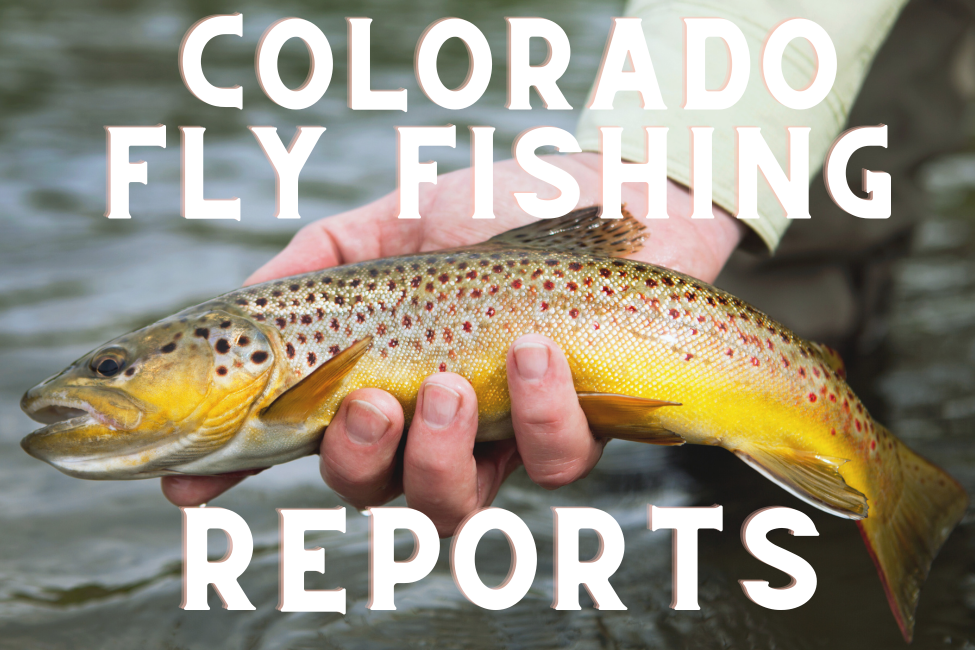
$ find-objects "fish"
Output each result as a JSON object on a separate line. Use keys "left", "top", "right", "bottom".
{"left": 20, "top": 207, "right": 967, "bottom": 641}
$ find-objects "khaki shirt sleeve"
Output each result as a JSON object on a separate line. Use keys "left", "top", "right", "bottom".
{"left": 575, "top": 0, "right": 908, "bottom": 251}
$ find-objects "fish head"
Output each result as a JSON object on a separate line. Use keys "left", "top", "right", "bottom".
{"left": 20, "top": 306, "right": 275, "bottom": 479}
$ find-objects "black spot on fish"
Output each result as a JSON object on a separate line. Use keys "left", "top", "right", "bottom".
{"left": 251, "top": 351, "right": 268, "bottom": 364}
{"left": 160, "top": 343, "right": 176, "bottom": 353}
{"left": 215, "top": 339, "right": 230, "bottom": 354}
{"left": 307, "top": 352, "right": 317, "bottom": 366}
{"left": 220, "top": 320, "right": 232, "bottom": 329}
{"left": 216, "top": 366, "right": 228, "bottom": 376}
{"left": 286, "top": 343, "right": 295, "bottom": 359}
{"left": 237, "top": 336, "right": 250, "bottom": 346}
{"left": 235, "top": 298, "right": 249, "bottom": 306}
{"left": 195, "top": 328, "right": 209, "bottom": 339}
{"left": 289, "top": 284, "right": 300, "bottom": 292}
{"left": 124, "top": 367, "right": 135, "bottom": 377}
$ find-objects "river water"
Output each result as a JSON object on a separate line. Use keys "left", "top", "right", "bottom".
{"left": 0, "top": 0, "right": 972, "bottom": 648}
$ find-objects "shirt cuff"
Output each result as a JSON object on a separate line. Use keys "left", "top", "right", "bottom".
{"left": 575, "top": 0, "right": 908, "bottom": 252}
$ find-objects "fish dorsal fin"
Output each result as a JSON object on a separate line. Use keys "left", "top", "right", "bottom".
{"left": 576, "top": 392, "right": 683, "bottom": 444}
{"left": 262, "top": 336, "right": 373, "bottom": 425}
{"left": 481, "top": 206, "right": 646, "bottom": 257}
{"left": 734, "top": 445, "right": 868, "bottom": 519}
{"left": 809, "top": 342, "right": 846, "bottom": 378}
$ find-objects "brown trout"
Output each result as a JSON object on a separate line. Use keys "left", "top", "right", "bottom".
{"left": 20, "top": 207, "right": 967, "bottom": 640}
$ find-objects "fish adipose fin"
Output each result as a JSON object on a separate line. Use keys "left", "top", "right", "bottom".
{"left": 809, "top": 341, "right": 847, "bottom": 378}
{"left": 261, "top": 336, "right": 373, "bottom": 425}
{"left": 734, "top": 446, "right": 869, "bottom": 520}
{"left": 481, "top": 205, "right": 646, "bottom": 258}
{"left": 576, "top": 392, "right": 683, "bottom": 444}
{"left": 856, "top": 430, "right": 968, "bottom": 642}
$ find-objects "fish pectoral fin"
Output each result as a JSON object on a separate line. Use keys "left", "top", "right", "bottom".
{"left": 576, "top": 392, "right": 683, "bottom": 445}
{"left": 261, "top": 336, "right": 373, "bottom": 425}
{"left": 734, "top": 445, "right": 868, "bottom": 520}
{"left": 475, "top": 206, "right": 646, "bottom": 258}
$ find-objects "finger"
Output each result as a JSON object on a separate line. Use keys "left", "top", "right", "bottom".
{"left": 161, "top": 469, "right": 264, "bottom": 507}
{"left": 320, "top": 388, "right": 405, "bottom": 509}
{"left": 472, "top": 440, "right": 523, "bottom": 509}
{"left": 244, "top": 194, "right": 412, "bottom": 286}
{"left": 402, "top": 373, "right": 480, "bottom": 537}
{"left": 507, "top": 334, "right": 605, "bottom": 489}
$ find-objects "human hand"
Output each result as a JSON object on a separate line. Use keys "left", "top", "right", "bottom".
{"left": 162, "top": 152, "right": 745, "bottom": 535}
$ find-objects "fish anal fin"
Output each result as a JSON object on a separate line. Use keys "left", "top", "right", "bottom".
{"left": 262, "top": 336, "right": 373, "bottom": 425}
{"left": 479, "top": 206, "right": 646, "bottom": 258}
{"left": 576, "top": 392, "right": 683, "bottom": 445}
{"left": 734, "top": 446, "right": 868, "bottom": 520}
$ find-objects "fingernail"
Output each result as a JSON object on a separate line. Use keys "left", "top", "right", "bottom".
{"left": 421, "top": 382, "right": 461, "bottom": 429}
{"left": 513, "top": 342, "right": 550, "bottom": 381}
{"left": 346, "top": 399, "right": 390, "bottom": 445}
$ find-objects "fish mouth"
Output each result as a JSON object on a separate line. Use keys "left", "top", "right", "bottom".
{"left": 20, "top": 387, "right": 150, "bottom": 479}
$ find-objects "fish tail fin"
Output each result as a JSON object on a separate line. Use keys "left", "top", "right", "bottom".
{"left": 858, "top": 428, "right": 968, "bottom": 642}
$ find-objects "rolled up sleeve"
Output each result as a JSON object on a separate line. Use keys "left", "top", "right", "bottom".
{"left": 575, "top": 0, "right": 908, "bottom": 251}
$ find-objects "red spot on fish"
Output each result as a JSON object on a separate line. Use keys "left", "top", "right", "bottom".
{"left": 808, "top": 393, "right": 817, "bottom": 402}
{"left": 531, "top": 269, "right": 543, "bottom": 280}
{"left": 829, "top": 393, "right": 836, "bottom": 402}
{"left": 602, "top": 286, "right": 614, "bottom": 296}
{"left": 411, "top": 276, "right": 421, "bottom": 288}
{"left": 389, "top": 339, "right": 398, "bottom": 348}
{"left": 541, "top": 302, "right": 549, "bottom": 311}
{"left": 871, "top": 440, "right": 876, "bottom": 450}
{"left": 439, "top": 362, "right": 447, "bottom": 372}
{"left": 471, "top": 289, "right": 482, "bottom": 298}
{"left": 439, "top": 274, "right": 449, "bottom": 284}
{"left": 426, "top": 302, "right": 434, "bottom": 311}
{"left": 697, "top": 315, "right": 705, "bottom": 323}
{"left": 463, "top": 321, "right": 472, "bottom": 332}
{"left": 600, "top": 268, "right": 611, "bottom": 278}
{"left": 751, "top": 357, "right": 760, "bottom": 366}
{"left": 646, "top": 278, "right": 658, "bottom": 288}
{"left": 684, "top": 353, "right": 693, "bottom": 361}
{"left": 486, "top": 307, "right": 495, "bottom": 317}
{"left": 831, "top": 428, "right": 836, "bottom": 436}
{"left": 855, "top": 420, "right": 862, "bottom": 432}
{"left": 402, "top": 315, "right": 412, "bottom": 328}
{"left": 781, "top": 355, "right": 790, "bottom": 368}
{"left": 512, "top": 279, "right": 522, "bottom": 289}
{"left": 725, "top": 349, "right": 734, "bottom": 357}
{"left": 668, "top": 309, "right": 680, "bottom": 319}
{"left": 567, "top": 282, "right": 578, "bottom": 291}
{"left": 543, "top": 280, "right": 554, "bottom": 291}
{"left": 569, "top": 308, "right": 579, "bottom": 319}
{"left": 569, "top": 262, "right": 582, "bottom": 271}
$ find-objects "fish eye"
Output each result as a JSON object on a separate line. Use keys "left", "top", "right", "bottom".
{"left": 90, "top": 351, "right": 126, "bottom": 377}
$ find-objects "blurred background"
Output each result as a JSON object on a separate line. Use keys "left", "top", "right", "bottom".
{"left": 0, "top": 0, "right": 973, "bottom": 647}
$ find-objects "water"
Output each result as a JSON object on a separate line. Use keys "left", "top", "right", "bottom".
{"left": 0, "top": 0, "right": 973, "bottom": 648}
